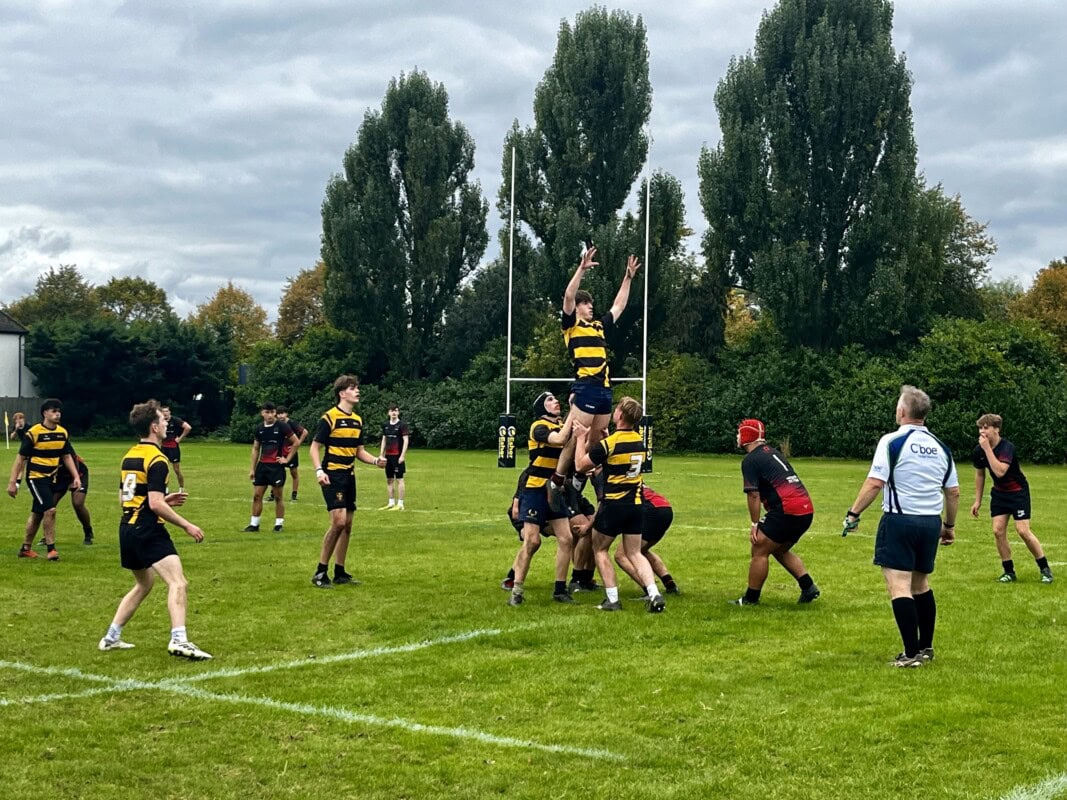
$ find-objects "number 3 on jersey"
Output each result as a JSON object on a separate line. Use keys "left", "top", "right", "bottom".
{"left": 626, "top": 453, "right": 644, "bottom": 478}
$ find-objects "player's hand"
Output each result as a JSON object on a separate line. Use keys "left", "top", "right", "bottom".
{"left": 6, "top": 481, "right": 17, "bottom": 499}
{"left": 625, "top": 255, "right": 641, "bottom": 279}
{"left": 978, "top": 430, "right": 991, "bottom": 449}
{"left": 398, "top": 456, "right": 405, "bottom": 464}
{"left": 316, "top": 470, "right": 330, "bottom": 486}
{"left": 70, "top": 477, "right": 81, "bottom": 491}
{"left": 165, "top": 491, "right": 188, "bottom": 507}
{"left": 278, "top": 456, "right": 289, "bottom": 465}
{"left": 749, "top": 522, "right": 761, "bottom": 544}
{"left": 573, "top": 420, "right": 590, "bottom": 438}
{"left": 970, "top": 500, "right": 980, "bottom": 517}
{"left": 184, "top": 524, "right": 204, "bottom": 542}
{"left": 841, "top": 512, "right": 860, "bottom": 537}
{"left": 248, "top": 470, "right": 255, "bottom": 481}
{"left": 940, "top": 524, "right": 955, "bottom": 546}
{"left": 579, "top": 246, "right": 598, "bottom": 271}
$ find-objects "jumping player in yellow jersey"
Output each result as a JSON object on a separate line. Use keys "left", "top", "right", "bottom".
{"left": 508, "top": 391, "right": 576, "bottom": 606}
{"left": 547, "top": 246, "right": 641, "bottom": 512}
{"left": 98, "top": 399, "right": 211, "bottom": 660}
{"left": 575, "top": 396, "right": 665, "bottom": 613}
{"left": 7, "top": 398, "right": 80, "bottom": 561}
{"left": 307, "top": 375, "right": 386, "bottom": 588}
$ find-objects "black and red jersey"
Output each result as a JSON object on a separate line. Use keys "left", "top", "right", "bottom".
{"left": 281, "top": 420, "right": 306, "bottom": 458}
{"left": 163, "top": 417, "right": 184, "bottom": 448}
{"left": 641, "top": 486, "right": 671, "bottom": 509}
{"left": 973, "top": 439, "right": 1028, "bottom": 495}
{"left": 382, "top": 420, "right": 409, "bottom": 456}
{"left": 741, "top": 445, "right": 813, "bottom": 516}
{"left": 255, "top": 421, "right": 294, "bottom": 464}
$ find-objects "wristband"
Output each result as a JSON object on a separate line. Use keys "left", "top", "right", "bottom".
{"left": 943, "top": 522, "right": 955, "bottom": 528}
{"left": 315, "top": 467, "right": 325, "bottom": 475}
{"left": 846, "top": 509, "right": 861, "bottom": 519}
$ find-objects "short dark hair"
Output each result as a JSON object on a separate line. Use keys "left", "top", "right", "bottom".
{"left": 276, "top": 405, "right": 289, "bottom": 414}
{"left": 388, "top": 403, "right": 399, "bottom": 412}
{"left": 332, "top": 374, "right": 359, "bottom": 402}
{"left": 260, "top": 401, "right": 276, "bottom": 412}
{"left": 575, "top": 289, "right": 593, "bottom": 306}
{"left": 40, "top": 398, "right": 62, "bottom": 416}
{"left": 976, "top": 413, "right": 1003, "bottom": 430}
{"left": 129, "top": 399, "right": 162, "bottom": 437}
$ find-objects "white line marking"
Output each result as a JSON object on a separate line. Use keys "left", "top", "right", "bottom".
{"left": 999, "top": 773, "right": 1067, "bottom": 800}
{"left": 169, "top": 625, "right": 539, "bottom": 684}
{"left": 0, "top": 658, "right": 621, "bottom": 761}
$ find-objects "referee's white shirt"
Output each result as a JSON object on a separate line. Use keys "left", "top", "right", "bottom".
{"left": 867, "top": 424, "right": 959, "bottom": 515}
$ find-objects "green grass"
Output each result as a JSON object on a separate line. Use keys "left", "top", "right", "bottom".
{"left": 1, "top": 443, "right": 1064, "bottom": 799}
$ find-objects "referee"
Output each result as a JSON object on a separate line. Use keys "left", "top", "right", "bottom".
{"left": 843, "top": 386, "right": 959, "bottom": 668}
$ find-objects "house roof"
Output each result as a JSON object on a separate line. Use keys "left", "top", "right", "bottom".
{"left": 0, "top": 310, "right": 29, "bottom": 334}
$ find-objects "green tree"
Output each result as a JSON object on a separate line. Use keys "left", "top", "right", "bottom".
{"left": 321, "top": 70, "right": 489, "bottom": 380}
{"left": 1013, "top": 257, "right": 1067, "bottom": 358}
{"left": 276, "top": 262, "right": 326, "bottom": 345}
{"left": 3, "top": 264, "right": 101, "bottom": 326}
{"left": 189, "top": 281, "right": 270, "bottom": 363}
{"left": 699, "top": 0, "right": 920, "bottom": 349}
{"left": 95, "top": 276, "right": 174, "bottom": 323}
{"left": 977, "top": 277, "right": 1024, "bottom": 323}
{"left": 502, "top": 6, "right": 652, "bottom": 303}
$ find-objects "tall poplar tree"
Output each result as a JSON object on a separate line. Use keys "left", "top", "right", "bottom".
{"left": 700, "top": 0, "right": 920, "bottom": 349}
{"left": 322, "top": 70, "right": 488, "bottom": 379}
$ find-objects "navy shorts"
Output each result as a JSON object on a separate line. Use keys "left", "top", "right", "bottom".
{"left": 642, "top": 506, "right": 674, "bottom": 547}
{"left": 385, "top": 456, "right": 406, "bottom": 479}
{"left": 759, "top": 512, "right": 813, "bottom": 547}
{"left": 873, "top": 513, "right": 942, "bottom": 574}
{"left": 594, "top": 500, "right": 643, "bottom": 538}
{"left": 570, "top": 380, "right": 613, "bottom": 416}
{"left": 120, "top": 523, "right": 178, "bottom": 571}
{"left": 518, "top": 488, "right": 568, "bottom": 530}
{"left": 990, "top": 490, "right": 1030, "bottom": 521}
{"left": 321, "top": 470, "right": 356, "bottom": 512}
{"left": 254, "top": 463, "right": 286, "bottom": 487}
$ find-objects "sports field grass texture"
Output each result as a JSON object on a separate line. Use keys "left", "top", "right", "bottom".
{"left": 0, "top": 443, "right": 1064, "bottom": 800}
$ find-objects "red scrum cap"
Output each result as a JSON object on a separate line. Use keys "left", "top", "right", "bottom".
{"left": 737, "top": 418, "right": 766, "bottom": 446}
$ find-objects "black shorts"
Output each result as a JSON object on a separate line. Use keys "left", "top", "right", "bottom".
{"left": 570, "top": 495, "right": 596, "bottom": 519}
{"left": 286, "top": 451, "right": 300, "bottom": 470}
{"left": 594, "top": 500, "right": 643, "bottom": 538}
{"left": 53, "top": 462, "right": 90, "bottom": 498}
{"left": 27, "top": 477, "right": 58, "bottom": 514}
{"left": 759, "top": 512, "right": 813, "bottom": 547}
{"left": 120, "top": 522, "right": 178, "bottom": 571}
{"left": 321, "top": 470, "right": 356, "bottom": 512}
{"left": 642, "top": 506, "right": 674, "bottom": 547}
{"left": 253, "top": 462, "right": 286, "bottom": 487}
{"left": 518, "top": 488, "right": 568, "bottom": 529}
{"left": 385, "top": 455, "right": 406, "bottom": 479}
{"left": 873, "top": 513, "right": 941, "bottom": 574}
{"left": 162, "top": 444, "right": 181, "bottom": 463}
{"left": 990, "top": 490, "right": 1031, "bottom": 521}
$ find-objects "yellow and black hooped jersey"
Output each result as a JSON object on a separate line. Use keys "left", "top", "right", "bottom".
{"left": 120, "top": 441, "right": 170, "bottom": 527}
{"left": 588, "top": 429, "right": 644, "bottom": 503}
{"left": 313, "top": 406, "right": 365, "bottom": 473}
{"left": 19, "top": 423, "right": 73, "bottom": 480}
{"left": 525, "top": 417, "right": 564, "bottom": 489}
{"left": 561, "top": 310, "right": 614, "bottom": 388}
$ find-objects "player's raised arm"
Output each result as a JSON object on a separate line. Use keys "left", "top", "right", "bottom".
{"left": 608, "top": 255, "right": 641, "bottom": 321}
{"left": 563, "top": 246, "right": 598, "bottom": 316}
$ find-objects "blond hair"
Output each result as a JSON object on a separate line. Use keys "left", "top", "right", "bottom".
{"left": 616, "top": 396, "right": 643, "bottom": 427}
{"left": 976, "top": 413, "right": 1003, "bottom": 430}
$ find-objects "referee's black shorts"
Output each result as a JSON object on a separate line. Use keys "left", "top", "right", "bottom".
{"left": 873, "top": 513, "right": 942, "bottom": 574}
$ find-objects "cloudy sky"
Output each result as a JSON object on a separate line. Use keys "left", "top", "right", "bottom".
{"left": 2, "top": 0, "right": 1065, "bottom": 321}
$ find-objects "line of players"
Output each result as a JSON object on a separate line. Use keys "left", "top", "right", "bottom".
{"left": 243, "top": 401, "right": 410, "bottom": 533}
{"left": 4, "top": 401, "right": 188, "bottom": 560}
{"left": 500, "top": 392, "right": 1055, "bottom": 611}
